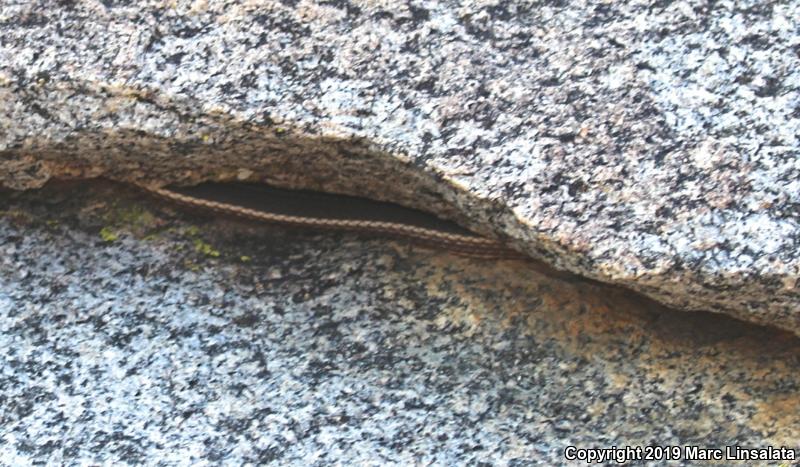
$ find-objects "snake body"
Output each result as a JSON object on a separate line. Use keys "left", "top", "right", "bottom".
{"left": 137, "top": 182, "right": 525, "bottom": 259}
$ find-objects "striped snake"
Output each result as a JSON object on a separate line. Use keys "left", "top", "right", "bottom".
{"left": 136, "top": 182, "right": 526, "bottom": 259}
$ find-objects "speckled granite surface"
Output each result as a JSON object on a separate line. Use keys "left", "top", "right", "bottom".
{"left": 1, "top": 181, "right": 799, "bottom": 465}
{"left": 0, "top": 2, "right": 799, "bottom": 331}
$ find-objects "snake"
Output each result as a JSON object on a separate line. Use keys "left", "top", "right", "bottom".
{"left": 135, "top": 182, "right": 526, "bottom": 259}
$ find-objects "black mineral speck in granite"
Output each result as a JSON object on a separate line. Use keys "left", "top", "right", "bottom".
{"left": 0, "top": 181, "right": 799, "bottom": 465}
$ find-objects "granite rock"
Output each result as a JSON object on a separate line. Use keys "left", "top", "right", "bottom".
{"left": 1, "top": 181, "right": 799, "bottom": 464}
{"left": 1, "top": 1, "right": 799, "bottom": 332}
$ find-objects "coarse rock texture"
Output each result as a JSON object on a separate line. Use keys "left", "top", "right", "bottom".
{"left": 1, "top": 1, "right": 799, "bottom": 332}
{"left": 1, "top": 181, "right": 799, "bottom": 464}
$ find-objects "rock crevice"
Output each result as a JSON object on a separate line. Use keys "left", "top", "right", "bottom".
{"left": 2, "top": 0, "right": 799, "bottom": 332}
